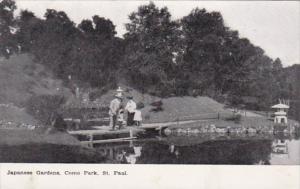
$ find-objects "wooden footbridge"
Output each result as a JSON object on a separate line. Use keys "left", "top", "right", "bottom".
{"left": 69, "top": 127, "right": 137, "bottom": 147}
{"left": 66, "top": 114, "right": 300, "bottom": 147}
{"left": 67, "top": 123, "right": 173, "bottom": 147}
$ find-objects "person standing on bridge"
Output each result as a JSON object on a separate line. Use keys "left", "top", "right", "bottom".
{"left": 133, "top": 105, "right": 143, "bottom": 126}
{"left": 125, "top": 96, "right": 136, "bottom": 126}
{"left": 109, "top": 93, "right": 123, "bottom": 130}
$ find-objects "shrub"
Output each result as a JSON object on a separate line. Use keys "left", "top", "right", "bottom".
{"left": 150, "top": 106, "right": 164, "bottom": 112}
{"left": 25, "top": 94, "right": 65, "bottom": 125}
{"left": 225, "top": 114, "right": 242, "bottom": 124}
{"left": 136, "top": 102, "right": 145, "bottom": 109}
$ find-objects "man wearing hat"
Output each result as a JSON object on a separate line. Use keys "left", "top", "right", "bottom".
{"left": 109, "top": 93, "right": 122, "bottom": 130}
{"left": 125, "top": 95, "right": 136, "bottom": 126}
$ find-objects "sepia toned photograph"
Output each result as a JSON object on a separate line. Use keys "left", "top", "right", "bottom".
{"left": 0, "top": 0, "right": 299, "bottom": 165}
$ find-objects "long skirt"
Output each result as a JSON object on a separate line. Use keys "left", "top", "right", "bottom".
{"left": 127, "top": 112, "right": 135, "bottom": 126}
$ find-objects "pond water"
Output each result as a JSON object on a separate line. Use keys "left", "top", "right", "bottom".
{"left": 1, "top": 133, "right": 299, "bottom": 164}
{"left": 95, "top": 133, "right": 300, "bottom": 165}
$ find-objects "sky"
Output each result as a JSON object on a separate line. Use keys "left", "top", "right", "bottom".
{"left": 15, "top": 0, "right": 300, "bottom": 67}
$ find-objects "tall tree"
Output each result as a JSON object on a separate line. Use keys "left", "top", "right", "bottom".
{"left": 180, "top": 8, "right": 281, "bottom": 110}
{"left": 75, "top": 15, "right": 122, "bottom": 88}
{"left": 31, "top": 9, "right": 78, "bottom": 78}
{"left": 78, "top": 19, "right": 94, "bottom": 34}
{"left": 180, "top": 8, "right": 239, "bottom": 96}
{"left": 0, "top": 0, "right": 17, "bottom": 58}
{"left": 92, "top": 15, "right": 116, "bottom": 40}
{"left": 123, "top": 2, "right": 182, "bottom": 96}
{"left": 16, "top": 9, "right": 42, "bottom": 52}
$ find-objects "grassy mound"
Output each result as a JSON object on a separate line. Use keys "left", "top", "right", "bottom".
{"left": 0, "top": 54, "right": 71, "bottom": 106}
{"left": 95, "top": 85, "right": 231, "bottom": 123}
{"left": 0, "top": 54, "right": 73, "bottom": 125}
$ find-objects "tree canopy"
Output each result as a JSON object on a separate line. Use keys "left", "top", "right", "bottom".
{"left": 1, "top": 1, "right": 299, "bottom": 117}
{"left": 0, "top": 0, "right": 17, "bottom": 57}
{"left": 122, "top": 2, "right": 182, "bottom": 96}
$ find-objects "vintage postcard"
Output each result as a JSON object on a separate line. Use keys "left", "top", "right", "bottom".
{"left": 0, "top": 0, "right": 299, "bottom": 188}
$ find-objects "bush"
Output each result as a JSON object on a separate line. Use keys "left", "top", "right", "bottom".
{"left": 136, "top": 102, "right": 145, "bottom": 109}
{"left": 150, "top": 106, "right": 164, "bottom": 112}
{"left": 25, "top": 94, "right": 65, "bottom": 125}
{"left": 226, "top": 114, "right": 242, "bottom": 124}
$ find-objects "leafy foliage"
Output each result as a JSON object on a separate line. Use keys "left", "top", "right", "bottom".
{"left": 15, "top": 9, "right": 122, "bottom": 89}
{"left": 0, "top": 0, "right": 17, "bottom": 57}
{"left": 25, "top": 94, "right": 65, "bottom": 125}
{"left": 123, "top": 2, "right": 182, "bottom": 96}
{"left": 1, "top": 1, "right": 299, "bottom": 116}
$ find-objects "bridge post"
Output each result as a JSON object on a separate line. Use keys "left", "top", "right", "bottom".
{"left": 158, "top": 127, "right": 162, "bottom": 135}
{"left": 129, "top": 129, "right": 133, "bottom": 138}
{"left": 89, "top": 133, "right": 93, "bottom": 142}
{"left": 88, "top": 133, "right": 93, "bottom": 148}
{"left": 87, "top": 142, "right": 93, "bottom": 148}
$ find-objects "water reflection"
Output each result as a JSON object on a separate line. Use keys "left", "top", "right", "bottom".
{"left": 270, "top": 139, "right": 300, "bottom": 165}
{"left": 1, "top": 134, "right": 298, "bottom": 164}
{"left": 96, "top": 134, "right": 299, "bottom": 165}
{"left": 0, "top": 143, "right": 106, "bottom": 163}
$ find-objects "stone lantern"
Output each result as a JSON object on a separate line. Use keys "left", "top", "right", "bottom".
{"left": 271, "top": 103, "right": 289, "bottom": 124}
